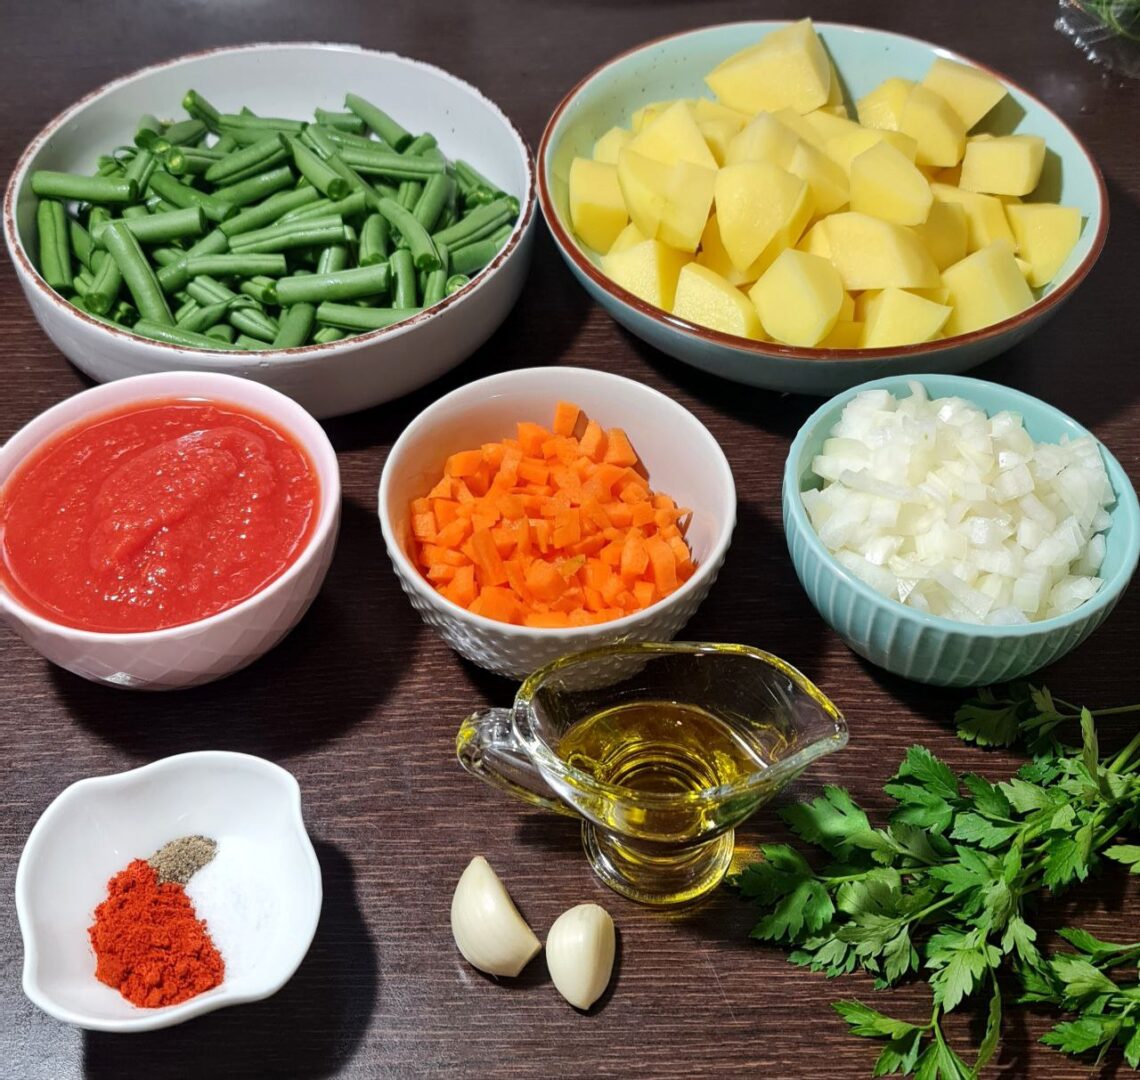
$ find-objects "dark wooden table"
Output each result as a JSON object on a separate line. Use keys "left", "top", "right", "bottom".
{"left": 2, "top": 2, "right": 1138, "bottom": 1076}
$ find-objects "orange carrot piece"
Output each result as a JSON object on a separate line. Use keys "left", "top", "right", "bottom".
{"left": 517, "top": 457, "right": 549, "bottom": 485}
{"left": 552, "top": 508, "right": 581, "bottom": 548}
{"left": 620, "top": 529, "right": 650, "bottom": 578}
{"left": 603, "top": 428, "right": 638, "bottom": 467}
{"left": 481, "top": 442, "right": 506, "bottom": 468}
{"left": 599, "top": 540, "right": 623, "bottom": 567}
{"left": 471, "top": 527, "right": 508, "bottom": 587}
{"left": 633, "top": 580, "right": 656, "bottom": 609}
{"left": 570, "top": 534, "right": 607, "bottom": 558}
{"left": 630, "top": 502, "right": 656, "bottom": 527}
{"left": 443, "top": 565, "right": 477, "bottom": 607}
{"left": 434, "top": 516, "right": 473, "bottom": 548}
{"left": 496, "top": 493, "right": 525, "bottom": 520}
{"left": 579, "top": 420, "right": 607, "bottom": 462}
{"left": 525, "top": 560, "right": 564, "bottom": 602}
{"left": 420, "top": 544, "right": 468, "bottom": 568}
{"left": 446, "top": 449, "right": 484, "bottom": 478}
{"left": 426, "top": 563, "right": 458, "bottom": 583}
{"left": 517, "top": 422, "right": 549, "bottom": 457}
{"left": 470, "top": 586, "right": 523, "bottom": 624}
{"left": 552, "top": 401, "right": 581, "bottom": 437}
{"left": 607, "top": 503, "right": 634, "bottom": 528}
{"left": 412, "top": 511, "right": 436, "bottom": 541}
{"left": 434, "top": 499, "right": 460, "bottom": 530}
{"left": 427, "top": 475, "right": 454, "bottom": 499}
{"left": 645, "top": 535, "right": 678, "bottom": 594}
{"left": 524, "top": 611, "right": 571, "bottom": 628}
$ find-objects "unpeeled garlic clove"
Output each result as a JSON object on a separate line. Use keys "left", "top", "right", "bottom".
{"left": 546, "top": 902, "right": 615, "bottom": 1010}
{"left": 451, "top": 856, "right": 542, "bottom": 977}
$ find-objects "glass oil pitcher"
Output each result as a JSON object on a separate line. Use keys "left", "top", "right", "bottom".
{"left": 456, "top": 642, "right": 847, "bottom": 906}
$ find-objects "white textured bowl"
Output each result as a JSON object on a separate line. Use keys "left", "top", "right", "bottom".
{"left": 378, "top": 367, "right": 736, "bottom": 679}
{"left": 16, "top": 752, "right": 322, "bottom": 1033}
{"left": 0, "top": 371, "right": 340, "bottom": 689}
{"left": 3, "top": 42, "right": 536, "bottom": 419}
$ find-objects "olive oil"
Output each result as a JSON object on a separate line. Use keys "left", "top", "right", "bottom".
{"left": 557, "top": 700, "right": 768, "bottom": 795}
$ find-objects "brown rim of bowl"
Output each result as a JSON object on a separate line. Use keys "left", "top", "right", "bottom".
{"left": 3, "top": 41, "right": 537, "bottom": 362}
{"left": 536, "top": 21, "right": 1110, "bottom": 363}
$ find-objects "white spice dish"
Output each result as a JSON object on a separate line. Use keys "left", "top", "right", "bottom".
{"left": 15, "top": 751, "right": 322, "bottom": 1032}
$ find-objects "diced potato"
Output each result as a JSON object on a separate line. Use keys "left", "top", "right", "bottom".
{"left": 787, "top": 141, "right": 850, "bottom": 216}
{"left": 608, "top": 221, "right": 649, "bottom": 255}
{"left": 797, "top": 220, "right": 832, "bottom": 259}
{"left": 909, "top": 198, "right": 968, "bottom": 270}
{"left": 959, "top": 135, "right": 1046, "bottom": 197}
{"left": 725, "top": 112, "right": 799, "bottom": 167}
{"left": 771, "top": 107, "right": 827, "bottom": 150}
{"left": 825, "top": 128, "right": 918, "bottom": 175}
{"left": 631, "top": 100, "right": 682, "bottom": 133}
{"left": 673, "top": 263, "right": 765, "bottom": 339}
{"left": 849, "top": 140, "right": 932, "bottom": 225}
{"left": 909, "top": 285, "right": 951, "bottom": 304}
{"left": 748, "top": 249, "right": 844, "bottom": 346}
{"left": 941, "top": 242, "right": 1034, "bottom": 335}
{"left": 933, "top": 163, "right": 962, "bottom": 186}
{"left": 698, "top": 117, "right": 739, "bottom": 165}
{"left": 856, "top": 77, "right": 913, "bottom": 130}
{"left": 921, "top": 57, "right": 1008, "bottom": 131}
{"left": 629, "top": 100, "right": 719, "bottom": 170}
{"left": 1005, "top": 202, "right": 1082, "bottom": 287}
{"left": 819, "top": 320, "right": 864, "bottom": 348}
{"left": 803, "top": 108, "right": 864, "bottom": 145}
{"left": 824, "top": 59, "right": 846, "bottom": 110}
{"left": 600, "top": 239, "right": 690, "bottom": 309}
{"left": 696, "top": 214, "right": 759, "bottom": 286}
{"left": 568, "top": 158, "right": 629, "bottom": 254}
{"left": 853, "top": 289, "right": 881, "bottom": 321}
{"left": 822, "top": 212, "right": 941, "bottom": 290}
{"left": 899, "top": 85, "right": 966, "bottom": 168}
{"left": 839, "top": 291, "right": 856, "bottom": 321}
{"left": 1015, "top": 255, "right": 1033, "bottom": 280}
{"left": 692, "top": 98, "right": 751, "bottom": 129}
{"left": 617, "top": 148, "right": 715, "bottom": 253}
{"left": 861, "top": 286, "right": 952, "bottom": 347}
{"left": 714, "top": 162, "right": 812, "bottom": 272}
{"left": 930, "top": 182, "right": 1016, "bottom": 252}
{"left": 593, "top": 126, "right": 632, "bottom": 165}
{"left": 705, "top": 18, "right": 832, "bottom": 115}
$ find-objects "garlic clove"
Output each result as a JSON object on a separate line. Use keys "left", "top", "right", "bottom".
{"left": 450, "top": 856, "right": 542, "bottom": 977}
{"left": 546, "top": 902, "right": 616, "bottom": 1010}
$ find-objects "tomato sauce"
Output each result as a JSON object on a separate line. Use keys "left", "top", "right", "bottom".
{"left": 0, "top": 398, "right": 320, "bottom": 633}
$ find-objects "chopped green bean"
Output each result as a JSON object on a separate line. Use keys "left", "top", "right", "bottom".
{"left": 445, "top": 273, "right": 471, "bottom": 296}
{"left": 422, "top": 268, "right": 447, "bottom": 307}
{"left": 358, "top": 213, "right": 389, "bottom": 265}
{"left": 186, "top": 275, "right": 278, "bottom": 340}
{"left": 133, "top": 318, "right": 242, "bottom": 350}
{"left": 344, "top": 94, "right": 412, "bottom": 150}
{"left": 337, "top": 145, "right": 447, "bottom": 180}
{"left": 101, "top": 221, "right": 173, "bottom": 323}
{"left": 214, "top": 165, "right": 295, "bottom": 207}
{"left": 174, "top": 297, "right": 200, "bottom": 323}
{"left": 163, "top": 119, "right": 208, "bottom": 147}
{"left": 312, "top": 326, "right": 346, "bottom": 344}
{"left": 412, "top": 172, "right": 451, "bottom": 232}
{"left": 314, "top": 108, "right": 366, "bottom": 134}
{"left": 177, "top": 299, "right": 233, "bottom": 334}
{"left": 123, "top": 149, "right": 157, "bottom": 190}
{"left": 185, "top": 253, "right": 288, "bottom": 277}
{"left": 163, "top": 145, "right": 225, "bottom": 176}
{"left": 92, "top": 206, "right": 206, "bottom": 246}
{"left": 455, "top": 159, "right": 506, "bottom": 199}
{"left": 218, "top": 113, "right": 306, "bottom": 133}
{"left": 398, "top": 180, "right": 422, "bottom": 211}
{"left": 229, "top": 215, "right": 346, "bottom": 254}
{"left": 205, "top": 322, "right": 236, "bottom": 343}
{"left": 317, "top": 244, "right": 349, "bottom": 274}
{"left": 287, "top": 136, "right": 351, "bottom": 200}
{"left": 432, "top": 197, "right": 516, "bottom": 249}
{"left": 448, "top": 232, "right": 509, "bottom": 276}
{"left": 316, "top": 301, "right": 420, "bottom": 330}
{"left": 282, "top": 189, "right": 367, "bottom": 225}
{"left": 86, "top": 251, "right": 123, "bottom": 314}
{"left": 272, "top": 263, "right": 391, "bottom": 306}
{"left": 316, "top": 126, "right": 386, "bottom": 151}
{"left": 32, "top": 172, "right": 137, "bottom": 204}
{"left": 220, "top": 186, "right": 322, "bottom": 237}
{"left": 36, "top": 200, "right": 72, "bottom": 291}
{"left": 182, "top": 90, "right": 222, "bottom": 130}
{"left": 205, "top": 135, "right": 288, "bottom": 185}
{"left": 271, "top": 302, "right": 317, "bottom": 347}
{"left": 402, "top": 133, "right": 438, "bottom": 157}
{"left": 376, "top": 197, "right": 440, "bottom": 271}
{"left": 239, "top": 275, "right": 278, "bottom": 304}
{"left": 235, "top": 333, "right": 266, "bottom": 349}
{"left": 155, "top": 228, "right": 229, "bottom": 292}
{"left": 134, "top": 115, "right": 166, "bottom": 149}
{"left": 146, "top": 171, "right": 235, "bottom": 223}
{"left": 69, "top": 218, "right": 95, "bottom": 271}
{"left": 389, "top": 248, "right": 416, "bottom": 308}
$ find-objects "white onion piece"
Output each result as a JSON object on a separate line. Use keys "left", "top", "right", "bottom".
{"left": 803, "top": 384, "right": 1114, "bottom": 624}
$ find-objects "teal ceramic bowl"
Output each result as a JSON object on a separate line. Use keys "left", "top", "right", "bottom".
{"left": 782, "top": 375, "right": 1139, "bottom": 686}
{"left": 538, "top": 23, "right": 1108, "bottom": 396}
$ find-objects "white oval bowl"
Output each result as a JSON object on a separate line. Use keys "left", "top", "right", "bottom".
{"left": 3, "top": 42, "right": 536, "bottom": 419}
{"left": 378, "top": 367, "right": 737, "bottom": 679}
{"left": 16, "top": 751, "right": 322, "bottom": 1033}
{"left": 0, "top": 370, "right": 341, "bottom": 689}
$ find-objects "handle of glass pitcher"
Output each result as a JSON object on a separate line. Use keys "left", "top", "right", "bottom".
{"left": 456, "top": 708, "right": 577, "bottom": 818}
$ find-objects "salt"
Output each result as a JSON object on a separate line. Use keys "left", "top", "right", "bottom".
{"left": 185, "top": 836, "right": 281, "bottom": 981}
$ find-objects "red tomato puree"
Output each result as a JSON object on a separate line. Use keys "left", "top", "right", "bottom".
{"left": 0, "top": 397, "right": 319, "bottom": 632}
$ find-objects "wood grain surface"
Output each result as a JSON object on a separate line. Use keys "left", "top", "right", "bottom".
{"left": 2, "top": 2, "right": 1138, "bottom": 1077}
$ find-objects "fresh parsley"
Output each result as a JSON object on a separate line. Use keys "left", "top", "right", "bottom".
{"left": 731, "top": 684, "right": 1140, "bottom": 1076}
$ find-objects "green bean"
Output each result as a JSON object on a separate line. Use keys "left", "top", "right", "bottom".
{"left": 163, "top": 119, "right": 208, "bottom": 147}
{"left": 316, "top": 126, "right": 385, "bottom": 151}
{"left": 86, "top": 251, "right": 123, "bottom": 313}
{"left": 389, "top": 248, "right": 416, "bottom": 308}
{"left": 146, "top": 171, "right": 235, "bottom": 223}
{"left": 215, "top": 165, "right": 295, "bottom": 208}
{"left": 422, "top": 268, "right": 447, "bottom": 307}
{"left": 121, "top": 204, "right": 150, "bottom": 220}
{"left": 287, "top": 136, "right": 350, "bottom": 199}
{"left": 344, "top": 94, "right": 412, "bottom": 150}
{"left": 102, "top": 221, "right": 173, "bottom": 323}
{"left": 398, "top": 180, "right": 422, "bottom": 211}
{"left": 36, "top": 200, "right": 72, "bottom": 291}
{"left": 448, "top": 232, "right": 508, "bottom": 276}
{"left": 317, "top": 244, "right": 349, "bottom": 274}
{"left": 280, "top": 190, "right": 368, "bottom": 226}
{"left": 432, "top": 197, "right": 515, "bottom": 249}
{"left": 205, "top": 135, "right": 288, "bottom": 185}
{"left": 186, "top": 275, "right": 278, "bottom": 340}
{"left": 234, "top": 333, "right": 266, "bottom": 349}
{"left": 123, "top": 149, "right": 157, "bottom": 190}
{"left": 358, "top": 213, "right": 389, "bottom": 265}
{"left": 435, "top": 240, "right": 450, "bottom": 276}
{"left": 132, "top": 318, "right": 241, "bottom": 350}
{"left": 376, "top": 197, "right": 439, "bottom": 271}
{"left": 402, "top": 133, "right": 438, "bottom": 157}
{"left": 177, "top": 299, "right": 233, "bottom": 334}
{"left": 134, "top": 114, "right": 166, "bottom": 149}
{"left": 316, "top": 301, "right": 420, "bottom": 330}
{"left": 412, "top": 172, "right": 451, "bottom": 232}
{"left": 219, "top": 112, "right": 306, "bottom": 133}
{"left": 32, "top": 172, "right": 137, "bottom": 204}
{"left": 109, "top": 299, "right": 139, "bottom": 326}
{"left": 174, "top": 297, "right": 200, "bottom": 323}
{"left": 239, "top": 275, "right": 278, "bottom": 304}
{"left": 336, "top": 145, "right": 446, "bottom": 180}
{"left": 229, "top": 215, "right": 346, "bottom": 254}
{"left": 312, "top": 326, "right": 346, "bottom": 344}
{"left": 155, "top": 228, "right": 229, "bottom": 292}
{"left": 72, "top": 272, "right": 92, "bottom": 297}
{"left": 151, "top": 246, "right": 182, "bottom": 267}
{"left": 272, "top": 263, "right": 391, "bottom": 306}
{"left": 314, "top": 108, "right": 366, "bottom": 134}
{"left": 455, "top": 159, "right": 506, "bottom": 199}
{"left": 213, "top": 133, "right": 238, "bottom": 154}
{"left": 186, "top": 253, "right": 287, "bottom": 277}
{"left": 92, "top": 206, "right": 206, "bottom": 246}
{"left": 69, "top": 218, "right": 95, "bottom": 271}
{"left": 220, "top": 186, "right": 322, "bottom": 237}
{"left": 162, "top": 146, "right": 225, "bottom": 176}
{"left": 205, "top": 322, "right": 236, "bottom": 343}
{"left": 182, "top": 90, "right": 222, "bottom": 130}
{"left": 271, "top": 302, "right": 316, "bottom": 347}
{"left": 445, "top": 273, "right": 471, "bottom": 296}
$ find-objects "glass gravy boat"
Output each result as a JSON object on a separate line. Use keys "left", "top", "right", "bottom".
{"left": 457, "top": 642, "right": 847, "bottom": 906}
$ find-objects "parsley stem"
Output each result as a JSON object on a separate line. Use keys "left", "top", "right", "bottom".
{"left": 1108, "top": 729, "right": 1140, "bottom": 774}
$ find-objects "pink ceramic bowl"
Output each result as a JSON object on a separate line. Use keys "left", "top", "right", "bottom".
{"left": 0, "top": 371, "right": 341, "bottom": 689}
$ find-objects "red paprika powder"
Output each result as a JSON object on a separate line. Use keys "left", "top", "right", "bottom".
{"left": 89, "top": 858, "right": 224, "bottom": 1007}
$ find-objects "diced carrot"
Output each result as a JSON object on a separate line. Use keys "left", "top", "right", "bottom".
{"left": 471, "top": 510, "right": 499, "bottom": 533}
{"left": 454, "top": 480, "right": 475, "bottom": 505}
{"left": 524, "top": 611, "right": 571, "bottom": 628}
{"left": 517, "top": 457, "right": 549, "bottom": 485}
{"left": 491, "top": 525, "right": 516, "bottom": 558}
{"left": 470, "top": 586, "right": 523, "bottom": 624}
{"left": 579, "top": 420, "right": 607, "bottom": 462}
{"left": 607, "top": 503, "right": 634, "bottom": 528}
{"left": 645, "top": 535, "right": 678, "bottom": 594}
{"left": 481, "top": 442, "right": 506, "bottom": 468}
{"left": 631, "top": 501, "right": 656, "bottom": 527}
{"left": 570, "top": 534, "right": 606, "bottom": 557}
{"left": 434, "top": 499, "right": 460, "bottom": 530}
{"left": 427, "top": 475, "right": 454, "bottom": 499}
{"left": 525, "top": 560, "right": 564, "bottom": 602}
{"left": 420, "top": 544, "right": 468, "bottom": 568}
{"left": 517, "top": 422, "right": 549, "bottom": 457}
{"left": 465, "top": 463, "right": 494, "bottom": 498}
{"left": 446, "top": 449, "right": 484, "bottom": 478}
{"left": 434, "top": 517, "right": 473, "bottom": 549}
{"left": 620, "top": 529, "right": 650, "bottom": 578}
{"left": 471, "top": 527, "right": 508, "bottom": 587}
{"left": 552, "top": 401, "right": 581, "bottom": 437}
{"left": 426, "top": 563, "right": 458, "bottom": 583}
{"left": 601, "top": 573, "right": 625, "bottom": 603}
{"left": 496, "top": 493, "right": 525, "bottom": 520}
{"left": 443, "top": 565, "right": 477, "bottom": 607}
{"left": 552, "top": 508, "right": 581, "bottom": 548}
{"left": 603, "top": 428, "right": 638, "bottom": 467}
{"left": 599, "top": 540, "right": 624, "bottom": 567}
{"left": 412, "top": 511, "right": 436, "bottom": 541}
{"left": 633, "top": 580, "right": 656, "bottom": 609}
{"left": 582, "top": 498, "right": 611, "bottom": 531}
{"left": 498, "top": 446, "right": 522, "bottom": 486}
{"left": 533, "top": 518, "right": 552, "bottom": 553}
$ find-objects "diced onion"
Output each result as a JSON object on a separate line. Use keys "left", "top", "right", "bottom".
{"left": 802, "top": 383, "right": 1115, "bottom": 624}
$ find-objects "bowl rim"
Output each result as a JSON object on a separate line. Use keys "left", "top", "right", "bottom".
{"left": 536, "top": 20, "right": 1110, "bottom": 362}
{"left": 377, "top": 365, "right": 737, "bottom": 639}
{"left": 782, "top": 373, "right": 1140, "bottom": 638}
{"left": 0, "top": 370, "right": 341, "bottom": 643}
{"left": 2, "top": 40, "right": 536, "bottom": 363}
{"left": 15, "top": 750, "right": 323, "bottom": 1032}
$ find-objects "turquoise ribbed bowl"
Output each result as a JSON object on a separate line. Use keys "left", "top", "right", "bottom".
{"left": 782, "top": 375, "right": 1140, "bottom": 686}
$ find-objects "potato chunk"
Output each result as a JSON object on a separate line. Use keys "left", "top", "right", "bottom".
{"left": 628, "top": 101, "right": 718, "bottom": 170}
{"left": 673, "top": 263, "right": 765, "bottom": 339}
{"left": 821, "top": 212, "right": 940, "bottom": 291}
{"left": 787, "top": 141, "right": 850, "bottom": 216}
{"left": 725, "top": 112, "right": 799, "bottom": 168}
{"left": 705, "top": 18, "right": 832, "bottom": 115}
{"left": 959, "top": 135, "right": 1046, "bottom": 197}
{"left": 593, "top": 126, "right": 631, "bottom": 165}
{"left": 600, "top": 239, "right": 690, "bottom": 309}
{"left": 941, "top": 242, "right": 1034, "bottom": 335}
{"left": 909, "top": 199, "right": 968, "bottom": 270}
{"left": 696, "top": 215, "right": 755, "bottom": 286}
{"left": 607, "top": 221, "right": 649, "bottom": 255}
{"left": 714, "top": 162, "right": 812, "bottom": 272}
{"left": 899, "top": 85, "right": 966, "bottom": 168}
{"left": 930, "top": 183, "right": 1016, "bottom": 252}
{"left": 748, "top": 249, "right": 844, "bottom": 346}
{"left": 856, "top": 77, "right": 914, "bottom": 130}
{"left": 568, "top": 158, "right": 629, "bottom": 253}
{"left": 1005, "top": 202, "right": 1083, "bottom": 287}
{"left": 861, "top": 287, "right": 952, "bottom": 347}
{"left": 849, "top": 140, "right": 932, "bottom": 225}
{"left": 825, "top": 128, "right": 918, "bottom": 175}
{"left": 921, "top": 57, "right": 1008, "bottom": 131}
{"left": 616, "top": 148, "right": 715, "bottom": 253}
